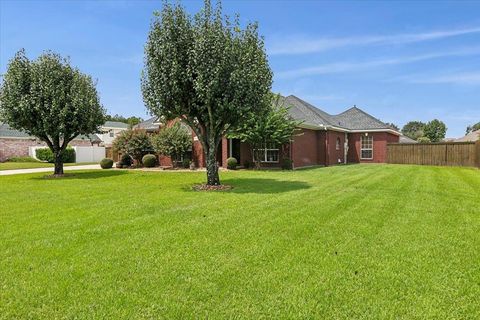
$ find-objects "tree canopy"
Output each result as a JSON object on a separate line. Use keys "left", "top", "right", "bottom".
{"left": 0, "top": 49, "right": 105, "bottom": 175}
{"left": 141, "top": 0, "right": 272, "bottom": 185}
{"left": 423, "top": 119, "right": 447, "bottom": 142}
{"left": 105, "top": 114, "right": 144, "bottom": 128}
{"left": 466, "top": 122, "right": 480, "bottom": 135}
{"left": 401, "top": 121, "right": 426, "bottom": 140}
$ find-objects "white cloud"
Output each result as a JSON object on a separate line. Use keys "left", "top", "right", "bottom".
{"left": 275, "top": 47, "right": 480, "bottom": 79}
{"left": 268, "top": 26, "right": 480, "bottom": 55}
{"left": 399, "top": 72, "right": 480, "bottom": 85}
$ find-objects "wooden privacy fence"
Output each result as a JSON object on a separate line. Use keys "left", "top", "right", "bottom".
{"left": 105, "top": 147, "right": 119, "bottom": 162}
{"left": 387, "top": 141, "right": 480, "bottom": 168}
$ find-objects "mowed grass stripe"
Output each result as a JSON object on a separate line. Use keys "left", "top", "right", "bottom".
{"left": 0, "top": 165, "right": 479, "bottom": 319}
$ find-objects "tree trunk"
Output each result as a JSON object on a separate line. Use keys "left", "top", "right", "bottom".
{"left": 206, "top": 143, "right": 220, "bottom": 185}
{"left": 54, "top": 151, "right": 64, "bottom": 175}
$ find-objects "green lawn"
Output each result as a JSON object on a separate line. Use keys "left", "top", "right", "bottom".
{"left": 0, "top": 162, "right": 97, "bottom": 171}
{"left": 1, "top": 165, "right": 479, "bottom": 319}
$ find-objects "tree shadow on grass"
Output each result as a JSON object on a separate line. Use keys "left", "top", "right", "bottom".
{"left": 29, "top": 170, "right": 128, "bottom": 180}
{"left": 220, "top": 177, "right": 311, "bottom": 194}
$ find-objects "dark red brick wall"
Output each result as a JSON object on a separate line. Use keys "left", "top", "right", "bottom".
{"left": 0, "top": 138, "right": 93, "bottom": 162}
{"left": 292, "top": 128, "right": 319, "bottom": 168}
{"left": 326, "top": 131, "right": 346, "bottom": 165}
{"left": 347, "top": 132, "right": 399, "bottom": 163}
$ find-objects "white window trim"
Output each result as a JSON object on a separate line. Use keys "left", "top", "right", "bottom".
{"left": 253, "top": 144, "right": 280, "bottom": 163}
{"left": 360, "top": 135, "right": 373, "bottom": 160}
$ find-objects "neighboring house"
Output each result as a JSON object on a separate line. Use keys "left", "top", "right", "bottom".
{"left": 135, "top": 95, "right": 400, "bottom": 168}
{"left": 399, "top": 135, "right": 418, "bottom": 143}
{"left": 98, "top": 121, "right": 129, "bottom": 146}
{"left": 0, "top": 122, "right": 102, "bottom": 162}
{"left": 454, "top": 129, "right": 480, "bottom": 142}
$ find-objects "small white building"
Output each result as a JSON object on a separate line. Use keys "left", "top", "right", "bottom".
{"left": 98, "top": 121, "right": 129, "bottom": 146}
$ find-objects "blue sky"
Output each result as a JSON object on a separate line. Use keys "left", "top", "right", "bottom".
{"left": 1, "top": 0, "right": 479, "bottom": 137}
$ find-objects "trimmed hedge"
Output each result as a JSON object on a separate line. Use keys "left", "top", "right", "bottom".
{"left": 142, "top": 154, "right": 157, "bottom": 168}
{"left": 35, "top": 147, "right": 76, "bottom": 163}
{"left": 100, "top": 158, "right": 114, "bottom": 169}
{"left": 120, "top": 154, "right": 133, "bottom": 166}
{"left": 227, "top": 157, "right": 237, "bottom": 170}
{"left": 243, "top": 160, "right": 252, "bottom": 169}
{"left": 281, "top": 158, "right": 293, "bottom": 170}
{"left": 6, "top": 156, "right": 39, "bottom": 163}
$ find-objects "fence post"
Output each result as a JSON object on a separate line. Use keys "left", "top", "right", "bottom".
{"left": 476, "top": 140, "right": 480, "bottom": 168}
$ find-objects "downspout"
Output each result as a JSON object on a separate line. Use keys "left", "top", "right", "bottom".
{"left": 344, "top": 132, "right": 348, "bottom": 164}
{"left": 324, "top": 126, "right": 329, "bottom": 167}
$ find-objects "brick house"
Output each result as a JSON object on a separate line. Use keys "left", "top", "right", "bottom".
{"left": 0, "top": 122, "right": 102, "bottom": 162}
{"left": 136, "top": 95, "right": 400, "bottom": 168}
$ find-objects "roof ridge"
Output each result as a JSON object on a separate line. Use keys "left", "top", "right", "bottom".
{"left": 339, "top": 105, "right": 389, "bottom": 127}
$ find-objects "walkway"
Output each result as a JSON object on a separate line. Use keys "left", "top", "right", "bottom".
{"left": 0, "top": 164, "right": 101, "bottom": 176}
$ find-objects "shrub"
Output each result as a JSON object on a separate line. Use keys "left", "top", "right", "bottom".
{"left": 100, "top": 158, "right": 113, "bottom": 169}
{"left": 243, "top": 160, "right": 252, "bottom": 169}
{"left": 182, "top": 158, "right": 190, "bottom": 169}
{"left": 227, "top": 157, "right": 237, "bottom": 170}
{"left": 36, "top": 147, "right": 76, "bottom": 163}
{"left": 120, "top": 154, "right": 133, "bottom": 167}
{"left": 142, "top": 154, "right": 157, "bottom": 167}
{"left": 6, "top": 156, "right": 39, "bottom": 162}
{"left": 281, "top": 158, "right": 293, "bottom": 170}
{"left": 113, "top": 129, "right": 153, "bottom": 163}
{"left": 151, "top": 123, "right": 192, "bottom": 168}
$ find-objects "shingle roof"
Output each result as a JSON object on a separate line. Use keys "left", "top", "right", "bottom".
{"left": 455, "top": 129, "right": 480, "bottom": 142}
{"left": 0, "top": 122, "right": 31, "bottom": 138}
{"left": 282, "top": 95, "right": 341, "bottom": 128}
{"left": 333, "top": 106, "right": 393, "bottom": 130}
{"left": 103, "top": 121, "right": 129, "bottom": 129}
{"left": 283, "top": 95, "right": 397, "bottom": 132}
{"left": 0, "top": 122, "right": 102, "bottom": 142}
{"left": 134, "top": 117, "right": 160, "bottom": 130}
{"left": 399, "top": 135, "right": 418, "bottom": 143}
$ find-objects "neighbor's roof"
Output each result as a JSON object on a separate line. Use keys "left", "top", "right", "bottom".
{"left": 283, "top": 95, "right": 399, "bottom": 133}
{"left": 399, "top": 135, "right": 418, "bottom": 143}
{"left": 134, "top": 117, "right": 160, "bottom": 130}
{"left": 0, "top": 122, "right": 101, "bottom": 142}
{"left": 455, "top": 129, "right": 480, "bottom": 142}
{"left": 103, "top": 121, "right": 129, "bottom": 129}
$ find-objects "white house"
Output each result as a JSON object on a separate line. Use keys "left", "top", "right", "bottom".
{"left": 98, "top": 121, "right": 129, "bottom": 146}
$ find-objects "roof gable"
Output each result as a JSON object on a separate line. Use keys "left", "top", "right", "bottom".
{"left": 332, "top": 106, "right": 392, "bottom": 130}
{"left": 282, "top": 96, "right": 395, "bottom": 132}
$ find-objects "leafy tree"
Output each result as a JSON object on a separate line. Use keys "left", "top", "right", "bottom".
{"left": 112, "top": 129, "right": 153, "bottom": 164}
{"left": 141, "top": 0, "right": 272, "bottom": 185}
{"left": 0, "top": 50, "right": 105, "bottom": 175}
{"left": 466, "top": 122, "right": 480, "bottom": 134}
{"left": 424, "top": 119, "right": 447, "bottom": 142}
{"left": 151, "top": 122, "right": 192, "bottom": 167}
{"left": 417, "top": 136, "right": 431, "bottom": 143}
{"left": 385, "top": 122, "right": 399, "bottom": 131}
{"left": 228, "top": 94, "right": 300, "bottom": 169}
{"left": 401, "top": 121, "right": 426, "bottom": 140}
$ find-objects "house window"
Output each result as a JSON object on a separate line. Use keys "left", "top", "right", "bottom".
{"left": 361, "top": 135, "right": 373, "bottom": 159}
{"left": 109, "top": 131, "right": 114, "bottom": 137}
{"left": 336, "top": 137, "right": 341, "bottom": 150}
{"left": 253, "top": 143, "right": 279, "bottom": 163}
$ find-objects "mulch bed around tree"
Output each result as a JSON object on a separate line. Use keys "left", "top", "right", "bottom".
{"left": 192, "top": 184, "right": 233, "bottom": 191}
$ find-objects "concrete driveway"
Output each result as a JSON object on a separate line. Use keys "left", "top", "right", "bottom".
{"left": 0, "top": 164, "right": 101, "bottom": 176}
